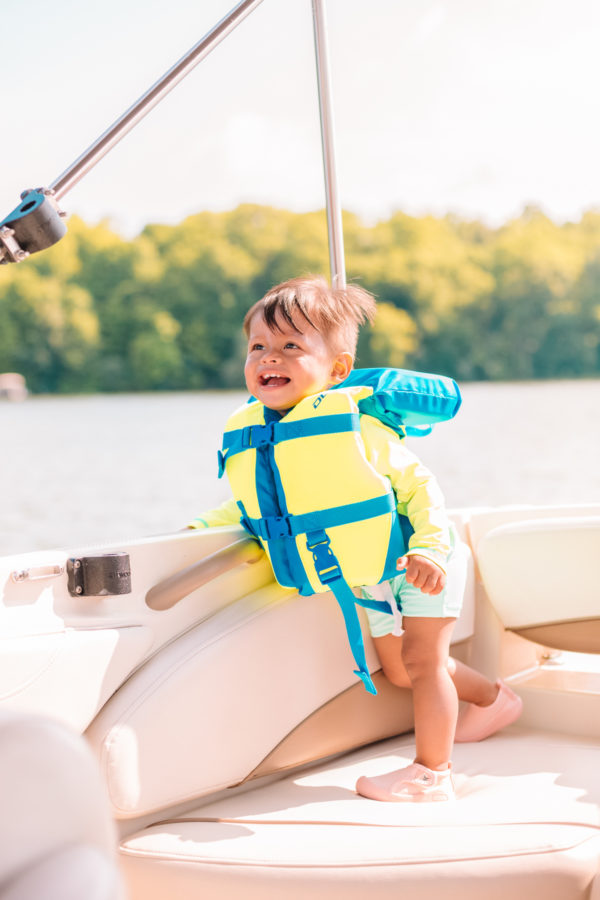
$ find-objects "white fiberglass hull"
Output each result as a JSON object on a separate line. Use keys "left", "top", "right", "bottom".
{"left": 1, "top": 503, "right": 599, "bottom": 899}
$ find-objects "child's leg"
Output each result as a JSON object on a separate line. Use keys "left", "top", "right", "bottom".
{"left": 366, "top": 530, "right": 503, "bottom": 711}
{"left": 373, "top": 631, "right": 499, "bottom": 707}
{"left": 400, "top": 616, "right": 457, "bottom": 770}
{"left": 355, "top": 615, "right": 458, "bottom": 802}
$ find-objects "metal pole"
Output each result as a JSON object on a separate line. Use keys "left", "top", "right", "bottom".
{"left": 312, "top": 0, "right": 346, "bottom": 289}
{"left": 50, "top": 0, "right": 265, "bottom": 200}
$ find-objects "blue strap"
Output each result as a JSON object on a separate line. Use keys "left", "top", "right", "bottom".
{"left": 329, "top": 577, "right": 378, "bottom": 694}
{"left": 306, "top": 528, "right": 377, "bottom": 694}
{"left": 241, "top": 503, "right": 391, "bottom": 694}
{"left": 356, "top": 594, "right": 395, "bottom": 614}
{"left": 243, "top": 492, "right": 396, "bottom": 541}
{"left": 305, "top": 527, "right": 392, "bottom": 614}
{"left": 219, "top": 413, "right": 360, "bottom": 477}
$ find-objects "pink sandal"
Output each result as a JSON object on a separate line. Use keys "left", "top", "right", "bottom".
{"left": 356, "top": 762, "right": 454, "bottom": 802}
{"left": 454, "top": 679, "right": 523, "bottom": 742}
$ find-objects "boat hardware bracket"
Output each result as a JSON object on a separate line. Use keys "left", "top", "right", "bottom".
{"left": 0, "top": 189, "right": 67, "bottom": 265}
{"left": 67, "top": 552, "right": 132, "bottom": 597}
{"left": 11, "top": 564, "right": 65, "bottom": 583}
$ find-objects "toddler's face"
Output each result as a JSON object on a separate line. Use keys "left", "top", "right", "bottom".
{"left": 244, "top": 312, "right": 343, "bottom": 412}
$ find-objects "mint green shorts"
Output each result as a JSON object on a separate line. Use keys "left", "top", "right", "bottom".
{"left": 362, "top": 528, "right": 468, "bottom": 638}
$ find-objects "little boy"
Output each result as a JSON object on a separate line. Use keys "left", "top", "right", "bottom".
{"left": 189, "top": 275, "right": 522, "bottom": 802}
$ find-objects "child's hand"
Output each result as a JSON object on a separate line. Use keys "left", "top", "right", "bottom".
{"left": 396, "top": 554, "right": 446, "bottom": 595}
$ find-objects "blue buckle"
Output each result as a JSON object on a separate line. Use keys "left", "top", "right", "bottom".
{"left": 306, "top": 534, "right": 341, "bottom": 584}
{"left": 263, "top": 515, "right": 293, "bottom": 540}
{"left": 248, "top": 422, "right": 275, "bottom": 448}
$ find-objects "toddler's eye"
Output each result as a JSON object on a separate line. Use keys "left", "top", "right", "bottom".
{"left": 250, "top": 343, "right": 265, "bottom": 351}
{"left": 284, "top": 342, "right": 299, "bottom": 349}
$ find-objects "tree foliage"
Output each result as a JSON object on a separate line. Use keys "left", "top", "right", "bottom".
{"left": 0, "top": 204, "right": 598, "bottom": 392}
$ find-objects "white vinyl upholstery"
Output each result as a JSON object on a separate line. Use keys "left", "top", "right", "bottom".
{"left": 120, "top": 727, "right": 600, "bottom": 900}
{"left": 86, "top": 584, "right": 385, "bottom": 818}
{"left": 86, "top": 546, "right": 475, "bottom": 820}
{"left": 0, "top": 711, "right": 124, "bottom": 900}
{"left": 0, "top": 626, "right": 153, "bottom": 733}
{"left": 466, "top": 504, "right": 600, "bottom": 554}
{"left": 476, "top": 516, "right": 600, "bottom": 629}
{"left": 0, "top": 528, "right": 272, "bottom": 733}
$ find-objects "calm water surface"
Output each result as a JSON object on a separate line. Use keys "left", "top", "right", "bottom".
{"left": 1, "top": 380, "right": 598, "bottom": 556}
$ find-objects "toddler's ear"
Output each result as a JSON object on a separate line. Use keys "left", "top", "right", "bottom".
{"left": 330, "top": 352, "right": 353, "bottom": 383}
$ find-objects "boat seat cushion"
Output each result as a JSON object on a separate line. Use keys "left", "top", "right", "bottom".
{"left": 120, "top": 727, "right": 600, "bottom": 900}
{"left": 87, "top": 550, "right": 475, "bottom": 820}
{"left": 476, "top": 515, "right": 600, "bottom": 652}
{"left": 0, "top": 711, "right": 123, "bottom": 900}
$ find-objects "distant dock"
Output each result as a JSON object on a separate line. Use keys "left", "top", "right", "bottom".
{"left": 0, "top": 373, "right": 27, "bottom": 401}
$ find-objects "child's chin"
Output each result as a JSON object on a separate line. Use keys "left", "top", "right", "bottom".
{"left": 262, "top": 391, "right": 298, "bottom": 411}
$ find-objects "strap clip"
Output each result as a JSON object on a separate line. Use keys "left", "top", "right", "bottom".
{"left": 262, "top": 515, "right": 293, "bottom": 540}
{"left": 354, "top": 668, "right": 378, "bottom": 695}
{"left": 306, "top": 532, "right": 342, "bottom": 584}
{"left": 248, "top": 421, "right": 275, "bottom": 448}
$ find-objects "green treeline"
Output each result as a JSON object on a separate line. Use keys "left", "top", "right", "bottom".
{"left": 1, "top": 204, "right": 599, "bottom": 393}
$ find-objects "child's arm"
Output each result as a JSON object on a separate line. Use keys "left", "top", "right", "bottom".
{"left": 186, "top": 497, "right": 242, "bottom": 530}
{"left": 360, "top": 414, "right": 451, "bottom": 577}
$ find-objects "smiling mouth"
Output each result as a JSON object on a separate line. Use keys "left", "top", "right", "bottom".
{"left": 259, "top": 374, "right": 290, "bottom": 387}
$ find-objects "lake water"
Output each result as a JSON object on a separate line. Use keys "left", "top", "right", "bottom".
{"left": 1, "top": 380, "right": 599, "bottom": 557}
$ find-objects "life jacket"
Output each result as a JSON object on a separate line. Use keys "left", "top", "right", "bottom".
{"left": 218, "top": 368, "right": 461, "bottom": 694}
{"left": 336, "top": 366, "right": 461, "bottom": 436}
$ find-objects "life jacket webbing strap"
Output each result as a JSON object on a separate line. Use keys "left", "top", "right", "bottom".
{"left": 355, "top": 594, "right": 395, "bottom": 614}
{"left": 218, "top": 413, "right": 360, "bottom": 477}
{"left": 242, "top": 492, "right": 396, "bottom": 541}
{"left": 328, "top": 577, "right": 378, "bottom": 695}
{"left": 306, "top": 528, "right": 377, "bottom": 695}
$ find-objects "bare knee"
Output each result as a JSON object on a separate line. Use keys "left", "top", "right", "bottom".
{"left": 401, "top": 641, "right": 445, "bottom": 685}
{"left": 380, "top": 661, "right": 411, "bottom": 688}
{"left": 372, "top": 634, "right": 411, "bottom": 688}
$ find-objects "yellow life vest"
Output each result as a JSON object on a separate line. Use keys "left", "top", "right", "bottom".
{"left": 219, "top": 385, "right": 409, "bottom": 694}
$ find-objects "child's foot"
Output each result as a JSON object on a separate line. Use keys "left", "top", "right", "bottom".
{"left": 454, "top": 679, "right": 523, "bottom": 742}
{"left": 356, "top": 762, "right": 454, "bottom": 802}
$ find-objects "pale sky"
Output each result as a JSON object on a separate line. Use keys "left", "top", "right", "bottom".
{"left": 2, "top": 0, "right": 599, "bottom": 236}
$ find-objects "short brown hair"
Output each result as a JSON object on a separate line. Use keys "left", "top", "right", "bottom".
{"left": 243, "top": 275, "right": 376, "bottom": 358}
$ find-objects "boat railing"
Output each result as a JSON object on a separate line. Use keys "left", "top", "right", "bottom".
{"left": 145, "top": 538, "right": 264, "bottom": 610}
